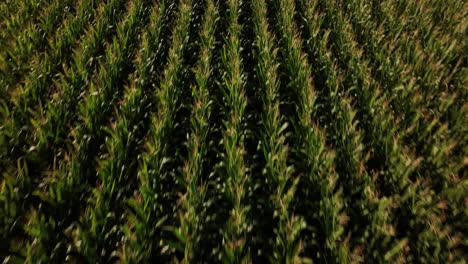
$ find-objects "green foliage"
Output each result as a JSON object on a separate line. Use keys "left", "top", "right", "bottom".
{"left": 0, "top": 0, "right": 466, "bottom": 262}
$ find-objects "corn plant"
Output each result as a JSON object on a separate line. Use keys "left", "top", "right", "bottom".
{"left": 0, "top": 0, "right": 75, "bottom": 98}
{"left": 122, "top": 0, "right": 193, "bottom": 261}
{"left": 0, "top": 0, "right": 127, "bottom": 257}
{"left": 0, "top": 0, "right": 48, "bottom": 81}
{"left": 251, "top": 0, "right": 304, "bottom": 262}
{"left": 273, "top": 0, "right": 351, "bottom": 262}
{"left": 0, "top": 0, "right": 466, "bottom": 262}
{"left": 56, "top": 0, "right": 152, "bottom": 261}
{"left": 170, "top": 0, "right": 217, "bottom": 262}
{"left": 216, "top": 0, "right": 252, "bottom": 262}
{"left": 0, "top": 0, "right": 120, "bottom": 172}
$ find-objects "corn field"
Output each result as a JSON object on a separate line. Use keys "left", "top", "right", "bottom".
{"left": 0, "top": 0, "right": 467, "bottom": 262}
